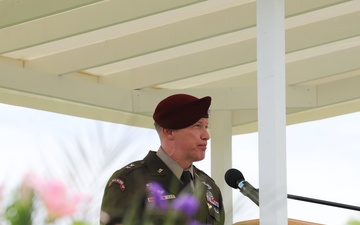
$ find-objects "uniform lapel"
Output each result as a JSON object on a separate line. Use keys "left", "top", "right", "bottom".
{"left": 193, "top": 166, "right": 221, "bottom": 223}
{"left": 144, "top": 151, "right": 183, "bottom": 195}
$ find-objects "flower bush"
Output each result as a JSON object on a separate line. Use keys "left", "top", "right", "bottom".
{"left": 120, "top": 182, "right": 207, "bottom": 225}
{"left": 1, "top": 173, "right": 90, "bottom": 225}
{"left": 2, "top": 175, "right": 210, "bottom": 225}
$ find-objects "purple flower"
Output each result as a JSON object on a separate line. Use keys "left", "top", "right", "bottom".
{"left": 147, "top": 182, "right": 168, "bottom": 210}
{"left": 172, "top": 193, "right": 199, "bottom": 217}
{"left": 187, "top": 220, "right": 202, "bottom": 225}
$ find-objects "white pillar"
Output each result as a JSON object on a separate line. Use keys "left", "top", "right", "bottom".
{"left": 257, "top": 0, "right": 288, "bottom": 224}
{"left": 210, "top": 110, "right": 233, "bottom": 225}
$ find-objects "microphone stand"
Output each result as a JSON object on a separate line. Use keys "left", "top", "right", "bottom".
{"left": 287, "top": 194, "right": 360, "bottom": 212}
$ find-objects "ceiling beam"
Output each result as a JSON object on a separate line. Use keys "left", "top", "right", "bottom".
{"left": 2, "top": 57, "right": 360, "bottom": 114}
{"left": 318, "top": 75, "right": 360, "bottom": 106}
{"left": 0, "top": 0, "right": 203, "bottom": 53}
{"left": 131, "top": 87, "right": 317, "bottom": 113}
{"left": 18, "top": 0, "right": 255, "bottom": 74}
{"left": 0, "top": 60, "right": 318, "bottom": 111}
{"left": 6, "top": 0, "right": 357, "bottom": 75}
{"left": 0, "top": 0, "right": 99, "bottom": 28}
{"left": 0, "top": 87, "right": 154, "bottom": 128}
{"left": 101, "top": 36, "right": 360, "bottom": 89}
{"left": 0, "top": 62, "right": 133, "bottom": 111}
{"left": 1, "top": 0, "right": 348, "bottom": 54}
{"left": 232, "top": 98, "right": 360, "bottom": 135}
{"left": 99, "top": 4, "right": 359, "bottom": 89}
{"left": 287, "top": 39, "right": 360, "bottom": 85}
{"left": 100, "top": 33, "right": 256, "bottom": 89}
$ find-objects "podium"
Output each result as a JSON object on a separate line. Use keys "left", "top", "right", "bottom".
{"left": 234, "top": 218, "right": 323, "bottom": 225}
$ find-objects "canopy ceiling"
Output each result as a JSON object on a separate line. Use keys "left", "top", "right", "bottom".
{"left": 1, "top": 0, "right": 360, "bottom": 134}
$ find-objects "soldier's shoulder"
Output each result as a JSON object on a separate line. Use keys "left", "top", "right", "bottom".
{"left": 111, "top": 159, "right": 147, "bottom": 178}
{"left": 105, "top": 160, "right": 148, "bottom": 193}
{"left": 194, "top": 166, "right": 215, "bottom": 182}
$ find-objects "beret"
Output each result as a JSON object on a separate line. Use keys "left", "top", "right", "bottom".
{"left": 153, "top": 94, "right": 211, "bottom": 129}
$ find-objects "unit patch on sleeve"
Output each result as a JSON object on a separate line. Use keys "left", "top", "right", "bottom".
{"left": 109, "top": 178, "right": 126, "bottom": 191}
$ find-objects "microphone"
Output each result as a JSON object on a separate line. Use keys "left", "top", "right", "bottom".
{"left": 225, "top": 169, "right": 360, "bottom": 211}
{"left": 224, "top": 168, "right": 259, "bottom": 206}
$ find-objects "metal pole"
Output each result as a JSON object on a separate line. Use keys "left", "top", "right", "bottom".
{"left": 288, "top": 194, "right": 360, "bottom": 212}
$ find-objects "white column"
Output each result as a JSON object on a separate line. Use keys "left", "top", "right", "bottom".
{"left": 210, "top": 110, "right": 233, "bottom": 225}
{"left": 257, "top": 0, "right": 288, "bottom": 224}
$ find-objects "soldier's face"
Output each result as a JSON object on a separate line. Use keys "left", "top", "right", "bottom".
{"left": 173, "top": 118, "right": 210, "bottom": 163}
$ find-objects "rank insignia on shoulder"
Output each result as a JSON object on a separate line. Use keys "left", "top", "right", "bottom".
{"left": 109, "top": 178, "right": 126, "bottom": 191}
{"left": 125, "top": 163, "right": 135, "bottom": 169}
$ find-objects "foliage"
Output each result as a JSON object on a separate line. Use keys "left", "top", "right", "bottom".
{"left": 347, "top": 219, "right": 360, "bottom": 225}
{"left": 1, "top": 173, "right": 90, "bottom": 225}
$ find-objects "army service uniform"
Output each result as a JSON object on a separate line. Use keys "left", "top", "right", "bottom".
{"left": 101, "top": 151, "right": 225, "bottom": 225}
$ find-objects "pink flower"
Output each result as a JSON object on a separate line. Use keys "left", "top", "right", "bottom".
{"left": 30, "top": 174, "right": 88, "bottom": 221}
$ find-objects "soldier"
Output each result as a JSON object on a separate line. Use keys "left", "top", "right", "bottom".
{"left": 100, "top": 94, "right": 225, "bottom": 225}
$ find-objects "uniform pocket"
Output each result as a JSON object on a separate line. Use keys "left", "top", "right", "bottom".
{"left": 207, "top": 202, "right": 220, "bottom": 222}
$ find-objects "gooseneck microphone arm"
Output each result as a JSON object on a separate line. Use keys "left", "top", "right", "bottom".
{"left": 225, "top": 168, "right": 360, "bottom": 212}
{"left": 287, "top": 194, "right": 360, "bottom": 212}
{"left": 237, "top": 180, "right": 259, "bottom": 206}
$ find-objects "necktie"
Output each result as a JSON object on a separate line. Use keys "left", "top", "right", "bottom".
{"left": 181, "top": 170, "right": 192, "bottom": 186}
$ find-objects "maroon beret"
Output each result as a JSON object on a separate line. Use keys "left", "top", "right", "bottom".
{"left": 153, "top": 94, "right": 211, "bottom": 129}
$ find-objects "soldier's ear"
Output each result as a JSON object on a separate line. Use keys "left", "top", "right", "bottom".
{"left": 162, "top": 128, "right": 175, "bottom": 140}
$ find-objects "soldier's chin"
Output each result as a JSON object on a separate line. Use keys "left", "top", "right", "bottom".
{"left": 194, "top": 153, "right": 206, "bottom": 162}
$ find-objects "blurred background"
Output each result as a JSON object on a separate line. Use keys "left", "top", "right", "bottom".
{"left": 1, "top": 102, "right": 359, "bottom": 225}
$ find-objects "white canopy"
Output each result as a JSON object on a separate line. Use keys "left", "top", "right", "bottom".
{"left": 1, "top": 0, "right": 359, "bottom": 134}
{"left": 1, "top": 1, "right": 359, "bottom": 224}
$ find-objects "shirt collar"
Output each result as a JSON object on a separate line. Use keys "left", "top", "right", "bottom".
{"left": 156, "top": 147, "right": 194, "bottom": 180}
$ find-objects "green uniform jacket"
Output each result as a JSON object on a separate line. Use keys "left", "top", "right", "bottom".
{"left": 101, "top": 151, "right": 225, "bottom": 225}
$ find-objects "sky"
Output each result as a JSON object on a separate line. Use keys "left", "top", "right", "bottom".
{"left": 0, "top": 102, "right": 359, "bottom": 225}
{"left": 232, "top": 111, "right": 360, "bottom": 224}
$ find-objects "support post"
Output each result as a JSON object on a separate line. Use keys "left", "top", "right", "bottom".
{"left": 257, "top": 0, "right": 288, "bottom": 224}
{"left": 210, "top": 110, "right": 233, "bottom": 225}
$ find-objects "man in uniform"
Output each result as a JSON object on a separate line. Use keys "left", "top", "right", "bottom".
{"left": 100, "top": 94, "right": 225, "bottom": 225}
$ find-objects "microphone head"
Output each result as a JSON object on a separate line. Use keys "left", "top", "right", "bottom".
{"left": 224, "top": 168, "right": 245, "bottom": 189}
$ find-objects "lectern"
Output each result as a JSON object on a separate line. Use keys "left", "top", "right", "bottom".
{"left": 234, "top": 218, "right": 323, "bottom": 225}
